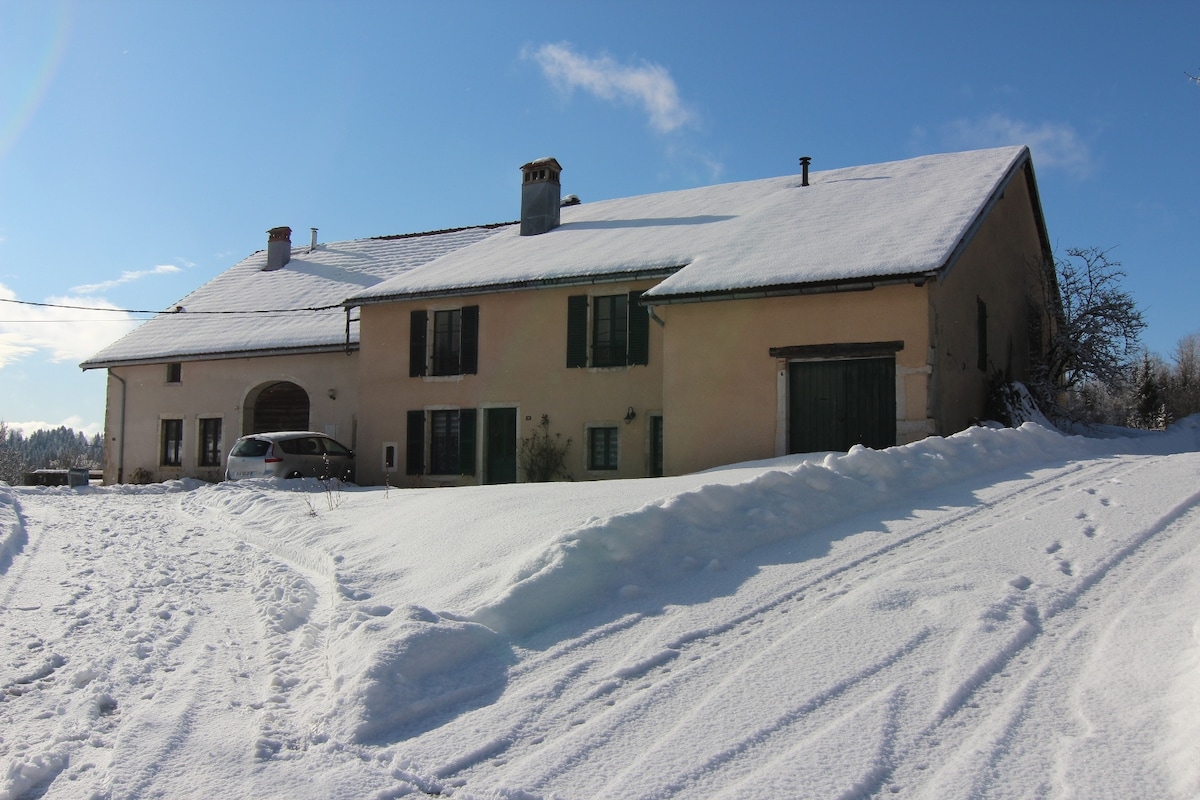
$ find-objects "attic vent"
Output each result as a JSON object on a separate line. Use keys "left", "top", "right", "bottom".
{"left": 561, "top": 194, "right": 581, "bottom": 207}
{"left": 799, "top": 156, "right": 812, "bottom": 187}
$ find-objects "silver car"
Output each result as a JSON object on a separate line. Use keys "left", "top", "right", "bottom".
{"left": 225, "top": 431, "right": 355, "bottom": 482}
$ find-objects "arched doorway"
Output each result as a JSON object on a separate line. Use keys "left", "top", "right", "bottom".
{"left": 245, "top": 381, "right": 310, "bottom": 433}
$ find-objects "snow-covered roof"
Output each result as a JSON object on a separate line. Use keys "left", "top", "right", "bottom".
{"left": 82, "top": 147, "right": 1043, "bottom": 369}
{"left": 349, "top": 146, "right": 1039, "bottom": 306}
{"left": 81, "top": 225, "right": 508, "bottom": 368}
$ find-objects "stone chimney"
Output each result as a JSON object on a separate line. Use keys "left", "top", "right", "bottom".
{"left": 520, "top": 158, "right": 562, "bottom": 236}
{"left": 265, "top": 226, "right": 292, "bottom": 271}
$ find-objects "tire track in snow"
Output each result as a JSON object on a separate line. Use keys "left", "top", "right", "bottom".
{"left": 859, "top": 457, "right": 1200, "bottom": 798}
{"left": 1, "top": 487, "right": 266, "bottom": 798}
{"left": 178, "top": 484, "right": 345, "bottom": 756}
{"left": 439, "top": 455, "right": 1173, "bottom": 797}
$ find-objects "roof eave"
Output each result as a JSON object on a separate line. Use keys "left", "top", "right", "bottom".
{"left": 346, "top": 266, "right": 685, "bottom": 307}
{"left": 641, "top": 271, "right": 939, "bottom": 306}
{"left": 80, "top": 342, "right": 359, "bottom": 371}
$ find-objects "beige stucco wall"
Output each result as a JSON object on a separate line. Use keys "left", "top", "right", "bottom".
{"left": 100, "top": 352, "right": 359, "bottom": 484}
{"left": 926, "top": 167, "right": 1049, "bottom": 434}
{"left": 655, "top": 285, "right": 933, "bottom": 476}
{"left": 356, "top": 281, "right": 664, "bottom": 487}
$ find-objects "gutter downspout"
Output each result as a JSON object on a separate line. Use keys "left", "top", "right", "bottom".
{"left": 647, "top": 306, "right": 666, "bottom": 327}
{"left": 344, "top": 306, "right": 355, "bottom": 355}
{"left": 110, "top": 369, "right": 127, "bottom": 484}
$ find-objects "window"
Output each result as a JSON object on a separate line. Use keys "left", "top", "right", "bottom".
{"left": 430, "top": 410, "right": 460, "bottom": 474}
{"left": 410, "top": 306, "right": 479, "bottom": 377}
{"left": 588, "top": 426, "right": 619, "bottom": 471}
{"left": 198, "top": 418, "right": 222, "bottom": 467}
{"left": 977, "top": 298, "right": 989, "bottom": 372}
{"left": 432, "top": 309, "right": 462, "bottom": 375}
{"left": 161, "top": 419, "right": 183, "bottom": 466}
{"left": 166, "top": 362, "right": 181, "bottom": 383}
{"left": 592, "top": 295, "right": 628, "bottom": 367}
{"left": 405, "top": 409, "right": 477, "bottom": 476}
{"left": 567, "top": 291, "right": 649, "bottom": 368}
{"left": 650, "top": 415, "right": 664, "bottom": 477}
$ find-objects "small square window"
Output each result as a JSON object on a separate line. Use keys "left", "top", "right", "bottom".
{"left": 588, "top": 426, "right": 619, "bottom": 471}
{"left": 166, "top": 362, "right": 182, "bottom": 383}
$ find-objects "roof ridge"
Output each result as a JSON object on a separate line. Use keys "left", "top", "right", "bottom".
{"left": 369, "top": 221, "right": 516, "bottom": 241}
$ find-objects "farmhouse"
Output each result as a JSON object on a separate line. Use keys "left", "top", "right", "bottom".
{"left": 83, "top": 145, "right": 1053, "bottom": 486}
{"left": 80, "top": 224, "right": 508, "bottom": 483}
{"left": 349, "top": 146, "right": 1052, "bottom": 486}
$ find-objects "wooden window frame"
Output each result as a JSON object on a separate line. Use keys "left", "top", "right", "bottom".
{"left": 566, "top": 291, "right": 649, "bottom": 368}
{"left": 161, "top": 418, "right": 183, "bottom": 467}
{"left": 411, "top": 306, "right": 479, "bottom": 377}
{"left": 587, "top": 425, "right": 619, "bottom": 471}
{"left": 197, "top": 417, "right": 222, "bottom": 467}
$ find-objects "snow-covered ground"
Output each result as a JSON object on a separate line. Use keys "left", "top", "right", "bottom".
{"left": 3, "top": 420, "right": 1199, "bottom": 799}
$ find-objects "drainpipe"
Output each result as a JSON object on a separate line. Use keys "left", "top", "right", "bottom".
{"left": 647, "top": 306, "right": 666, "bottom": 327}
{"left": 110, "top": 369, "right": 127, "bottom": 484}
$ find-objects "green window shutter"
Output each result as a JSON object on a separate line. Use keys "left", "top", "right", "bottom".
{"left": 566, "top": 295, "right": 589, "bottom": 368}
{"left": 409, "top": 310, "right": 428, "bottom": 377}
{"left": 461, "top": 305, "right": 479, "bottom": 375}
{"left": 627, "top": 290, "right": 649, "bottom": 366}
{"left": 458, "top": 409, "right": 477, "bottom": 476}
{"left": 406, "top": 410, "right": 425, "bottom": 474}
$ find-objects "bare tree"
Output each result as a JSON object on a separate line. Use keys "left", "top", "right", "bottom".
{"left": 1029, "top": 246, "right": 1146, "bottom": 419}
{"left": 1166, "top": 332, "right": 1200, "bottom": 419}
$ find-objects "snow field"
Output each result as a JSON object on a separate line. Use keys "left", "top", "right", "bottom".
{"left": 2, "top": 418, "right": 1200, "bottom": 798}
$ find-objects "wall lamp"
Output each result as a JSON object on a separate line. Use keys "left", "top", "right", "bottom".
{"left": 624, "top": 406, "right": 637, "bottom": 424}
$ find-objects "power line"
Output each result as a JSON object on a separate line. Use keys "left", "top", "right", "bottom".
{"left": 0, "top": 297, "right": 347, "bottom": 315}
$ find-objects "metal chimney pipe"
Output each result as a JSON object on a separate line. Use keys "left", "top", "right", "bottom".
{"left": 799, "top": 156, "right": 812, "bottom": 187}
{"left": 310, "top": 227, "right": 318, "bottom": 253}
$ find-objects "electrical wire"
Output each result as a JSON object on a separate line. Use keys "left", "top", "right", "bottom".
{"left": 0, "top": 297, "right": 346, "bottom": 315}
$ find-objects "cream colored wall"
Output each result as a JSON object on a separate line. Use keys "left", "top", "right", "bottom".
{"left": 656, "top": 286, "right": 932, "bottom": 476}
{"left": 356, "top": 281, "right": 664, "bottom": 486}
{"left": 101, "top": 352, "right": 359, "bottom": 484}
{"left": 927, "top": 168, "right": 1048, "bottom": 434}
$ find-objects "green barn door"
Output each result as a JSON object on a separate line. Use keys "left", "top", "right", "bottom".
{"left": 788, "top": 357, "right": 896, "bottom": 454}
{"left": 484, "top": 407, "right": 517, "bottom": 484}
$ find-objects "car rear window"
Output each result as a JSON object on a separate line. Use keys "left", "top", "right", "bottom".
{"left": 277, "top": 437, "right": 321, "bottom": 455}
{"left": 230, "top": 438, "right": 271, "bottom": 457}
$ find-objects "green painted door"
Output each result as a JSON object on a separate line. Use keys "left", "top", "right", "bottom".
{"left": 484, "top": 407, "right": 517, "bottom": 484}
{"left": 788, "top": 357, "right": 896, "bottom": 454}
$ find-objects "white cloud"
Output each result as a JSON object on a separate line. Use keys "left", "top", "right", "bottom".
{"left": 526, "top": 42, "right": 694, "bottom": 134}
{"left": 70, "top": 264, "right": 182, "bottom": 295}
{"left": 943, "top": 113, "right": 1093, "bottom": 177}
{"left": 0, "top": 283, "right": 139, "bottom": 368}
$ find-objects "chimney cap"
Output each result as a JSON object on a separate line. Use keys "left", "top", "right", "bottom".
{"left": 267, "top": 226, "right": 292, "bottom": 242}
{"left": 521, "top": 156, "right": 562, "bottom": 171}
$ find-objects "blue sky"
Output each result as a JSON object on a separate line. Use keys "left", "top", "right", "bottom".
{"left": 1, "top": 1, "right": 1197, "bottom": 436}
